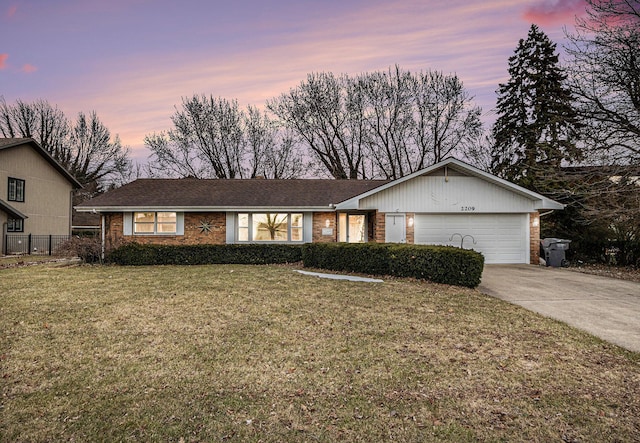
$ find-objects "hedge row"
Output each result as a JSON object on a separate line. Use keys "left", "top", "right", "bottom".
{"left": 107, "top": 243, "right": 303, "bottom": 265}
{"left": 107, "top": 242, "right": 484, "bottom": 288}
{"left": 302, "top": 243, "right": 484, "bottom": 288}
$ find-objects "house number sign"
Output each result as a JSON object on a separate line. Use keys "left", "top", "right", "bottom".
{"left": 460, "top": 206, "right": 476, "bottom": 212}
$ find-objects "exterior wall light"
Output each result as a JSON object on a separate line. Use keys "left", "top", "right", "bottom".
{"left": 532, "top": 216, "right": 539, "bottom": 227}
{"left": 325, "top": 219, "right": 331, "bottom": 228}
{"left": 408, "top": 217, "right": 414, "bottom": 227}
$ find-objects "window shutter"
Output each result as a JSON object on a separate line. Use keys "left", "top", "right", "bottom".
{"left": 225, "top": 212, "right": 235, "bottom": 244}
{"left": 176, "top": 213, "right": 184, "bottom": 235}
{"left": 123, "top": 213, "right": 133, "bottom": 235}
{"left": 303, "top": 212, "right": 313, "bottom": 243}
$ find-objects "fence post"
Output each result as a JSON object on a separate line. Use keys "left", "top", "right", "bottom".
{"left": 49, "top": 235, "right": 53, "bottom": 256}
{"left": 28, "top": 234, "right": 32, "bottom": 255}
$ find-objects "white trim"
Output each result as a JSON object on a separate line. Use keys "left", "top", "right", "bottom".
{"left": 231, "top": 212, "right": 308, "bottom": 244}
{"left": 76, "top": 206, "right": 336, "bottom": 213}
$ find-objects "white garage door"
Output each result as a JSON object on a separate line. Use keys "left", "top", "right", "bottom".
{"left": 414, "top": 214, "right": 529, "bottom": 264}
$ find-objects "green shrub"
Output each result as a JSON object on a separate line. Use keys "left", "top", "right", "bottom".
{"left": 107, "top": 243, "right": 303, "bottom": 266}
{"left": 302, "top": 243, "right": 484, "bottom": 288}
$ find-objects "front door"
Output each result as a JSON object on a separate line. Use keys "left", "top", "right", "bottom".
{"left": 385, "top": 214, "right": 406, "bottom": 243}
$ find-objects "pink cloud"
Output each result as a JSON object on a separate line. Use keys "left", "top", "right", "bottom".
{"left": 6, "top": 5, "right": 17, "bottom": 18}
{"left": 21, "top": 64, "right": 37, "bottom": 73}
{"left": 523, "top": 0, "right": 587, "bottom": 25}
{"left": 0, "top": 54, "right": 7, "bottom": 69}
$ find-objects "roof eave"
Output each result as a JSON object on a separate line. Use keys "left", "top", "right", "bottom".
{"left": 0, "top": 199, "right": 28, "bottom": 219}
{"left": 535, "top": 199, "right": 565, "bottom": 210}
{"left": 75, "top": 205, "right": 337, "bottom": 213}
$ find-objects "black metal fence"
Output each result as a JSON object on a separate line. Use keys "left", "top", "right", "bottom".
{"left": 4, "top": 234, "right": 71, "bottom": 256}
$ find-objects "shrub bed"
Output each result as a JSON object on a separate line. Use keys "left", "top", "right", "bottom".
{"left": 107, "top": 243, "right": 303, "bottom": 266}
{"left": 302, "top": 243, "right": 484, "bottom": 288}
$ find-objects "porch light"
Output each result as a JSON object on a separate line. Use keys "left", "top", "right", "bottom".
{"left": 532, "top": 216, "right": 539, "bottom": 227}
{"left": 408, "top": 217, "right": 414, "bottom": 227}
{"left": 325, "top": 219, "right": 331, "bottom": 228}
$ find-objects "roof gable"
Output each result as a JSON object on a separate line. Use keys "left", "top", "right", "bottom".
{"left": 0, "top": 138, "right": 82, "bottom": 189}
{"left": 335, "top": 158, "right": 564, "bottom": 211}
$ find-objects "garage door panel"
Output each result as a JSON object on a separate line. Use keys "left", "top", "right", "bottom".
{"left": 414, "top": 214, "right": 528, "bottom": 264}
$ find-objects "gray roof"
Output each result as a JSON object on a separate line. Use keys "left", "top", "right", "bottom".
{"left": 77, "top": 178, "right": 389, "bottom": 210}
{"left": 0, "top": 199, "right": 28, "bottom": 219}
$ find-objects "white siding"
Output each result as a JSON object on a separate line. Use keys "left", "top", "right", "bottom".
{"left": 414, "top": 213, "right": 529, "bottom": 264}
{"left": 360, "top": 175, "right": 536, "bottom": 213}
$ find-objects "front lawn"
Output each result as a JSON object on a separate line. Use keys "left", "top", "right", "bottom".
{"left": 1, "top": 264, "right": 638, "bottom": 442}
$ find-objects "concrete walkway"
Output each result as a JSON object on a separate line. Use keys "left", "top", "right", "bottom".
{"left": 295, "top": 270, "right": 384, "bottom": 283}
{"left": 479, "top": 265, "right": 640, "bottom": 353}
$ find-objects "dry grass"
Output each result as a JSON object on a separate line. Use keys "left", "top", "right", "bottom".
{"left": 1, "top": 264, "right": 639, "bottom": 442}
{"left": 0, "top": 255, "right": 75, "bottom": 268}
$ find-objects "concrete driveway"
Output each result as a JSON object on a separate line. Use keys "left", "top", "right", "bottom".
{"left": 479, "top": 265, "right": 640, "bottom": 353}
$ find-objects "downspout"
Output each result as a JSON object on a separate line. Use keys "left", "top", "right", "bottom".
{"left": 101, "top": 214, "right": 105, "bottom": 262}
{"left": 2, "top": 222, "right": 6, "bottom": 256}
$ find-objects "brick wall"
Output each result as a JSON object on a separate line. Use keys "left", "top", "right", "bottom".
{"left": 529, "top": 211, "right": 540, "bottom": 265}
{"left": 371, "top": 211, "right": 415, "bottom": 244}
{"left": 104, "top": 213, "right": 123, "bottom": 251}
{"left": 312, "top": 212, "right": 337, "bottom": 242}
{"left": 406, "top": 212, "right": 414, "bottom": 244}
{"left": 104, "top": 212, "right": 226, "bottom": 250}
{"left": 374, "top": 211, "right": 385, "bottom": 243}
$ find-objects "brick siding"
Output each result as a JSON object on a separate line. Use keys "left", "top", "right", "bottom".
{"left": 312, "top": 212, "right": 337, "bottom": 242}
{"left": 104, "top": 212, "right": 226, "bottom": 250}
{"left": 529, "top": 212, "right": 540, "bottom": 265}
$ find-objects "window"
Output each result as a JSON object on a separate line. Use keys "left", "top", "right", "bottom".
{"left": 237, "top": 213, "right": 303, "bottom": 242}
{"left": 7, "top": 218, "right": 23, "bottom": 232}
{"left": 133, "top": 212, "right": 177, "bottom": 234}
{"left": 8, "top": 178, "right": 25, "bottom": 202}
{"left": 238, "top": 213, "right": 249, "bottom": 241}
{"left": 338, "top": 213, "right": 366, "bottom": 243}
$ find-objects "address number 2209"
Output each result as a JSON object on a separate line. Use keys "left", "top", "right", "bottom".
{"left": 461, "top": 206, "right": 476, "bottom": 212}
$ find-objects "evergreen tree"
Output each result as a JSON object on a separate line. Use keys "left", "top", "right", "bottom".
{"left": 491, "top": 24, "right": 581, "bottom": 192}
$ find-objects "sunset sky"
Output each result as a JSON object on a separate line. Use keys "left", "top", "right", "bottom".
{"left": 1, "top": 0, "right": 588, "bottom": 162}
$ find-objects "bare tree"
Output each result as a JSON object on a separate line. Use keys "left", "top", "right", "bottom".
{"left": 553, "top": 0, "right": 640, "bottom": 262}
{"left": 146, "top": 95, "right": 306, "bottom": 179}
{"left": 414, "top": 70, "right": 483, "bottom": 165}
{"left": 0, "top": 97, "right": 130, "bottom": 194}
{"left": 359, "top": 67, "right": 416, "bottom": 179}
{"left": 460, "top": 133, "right": 495, "bottom": 172}
{"left": 565, "top": 0, "right": 640, "bottom": 164}
{"left": 268, "top": 73, "right": 365, "bottom": 179}
{"left": 268, "top": 68, "right": 482, "bottom": 180}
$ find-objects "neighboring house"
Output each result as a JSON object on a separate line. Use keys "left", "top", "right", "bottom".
{"left": 76, "top": 158, "right": 564, "bottom": 264}
{"left": 0, "top": 138, "right": 82, "bottom": 255}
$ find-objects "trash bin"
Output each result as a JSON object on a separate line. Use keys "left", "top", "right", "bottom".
{"left": 540, "top": 238, "right": 571, "bottom": 267}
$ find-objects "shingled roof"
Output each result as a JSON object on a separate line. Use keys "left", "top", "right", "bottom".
{"left": 77, "top": 178, "right": 389, "bottom": 210}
